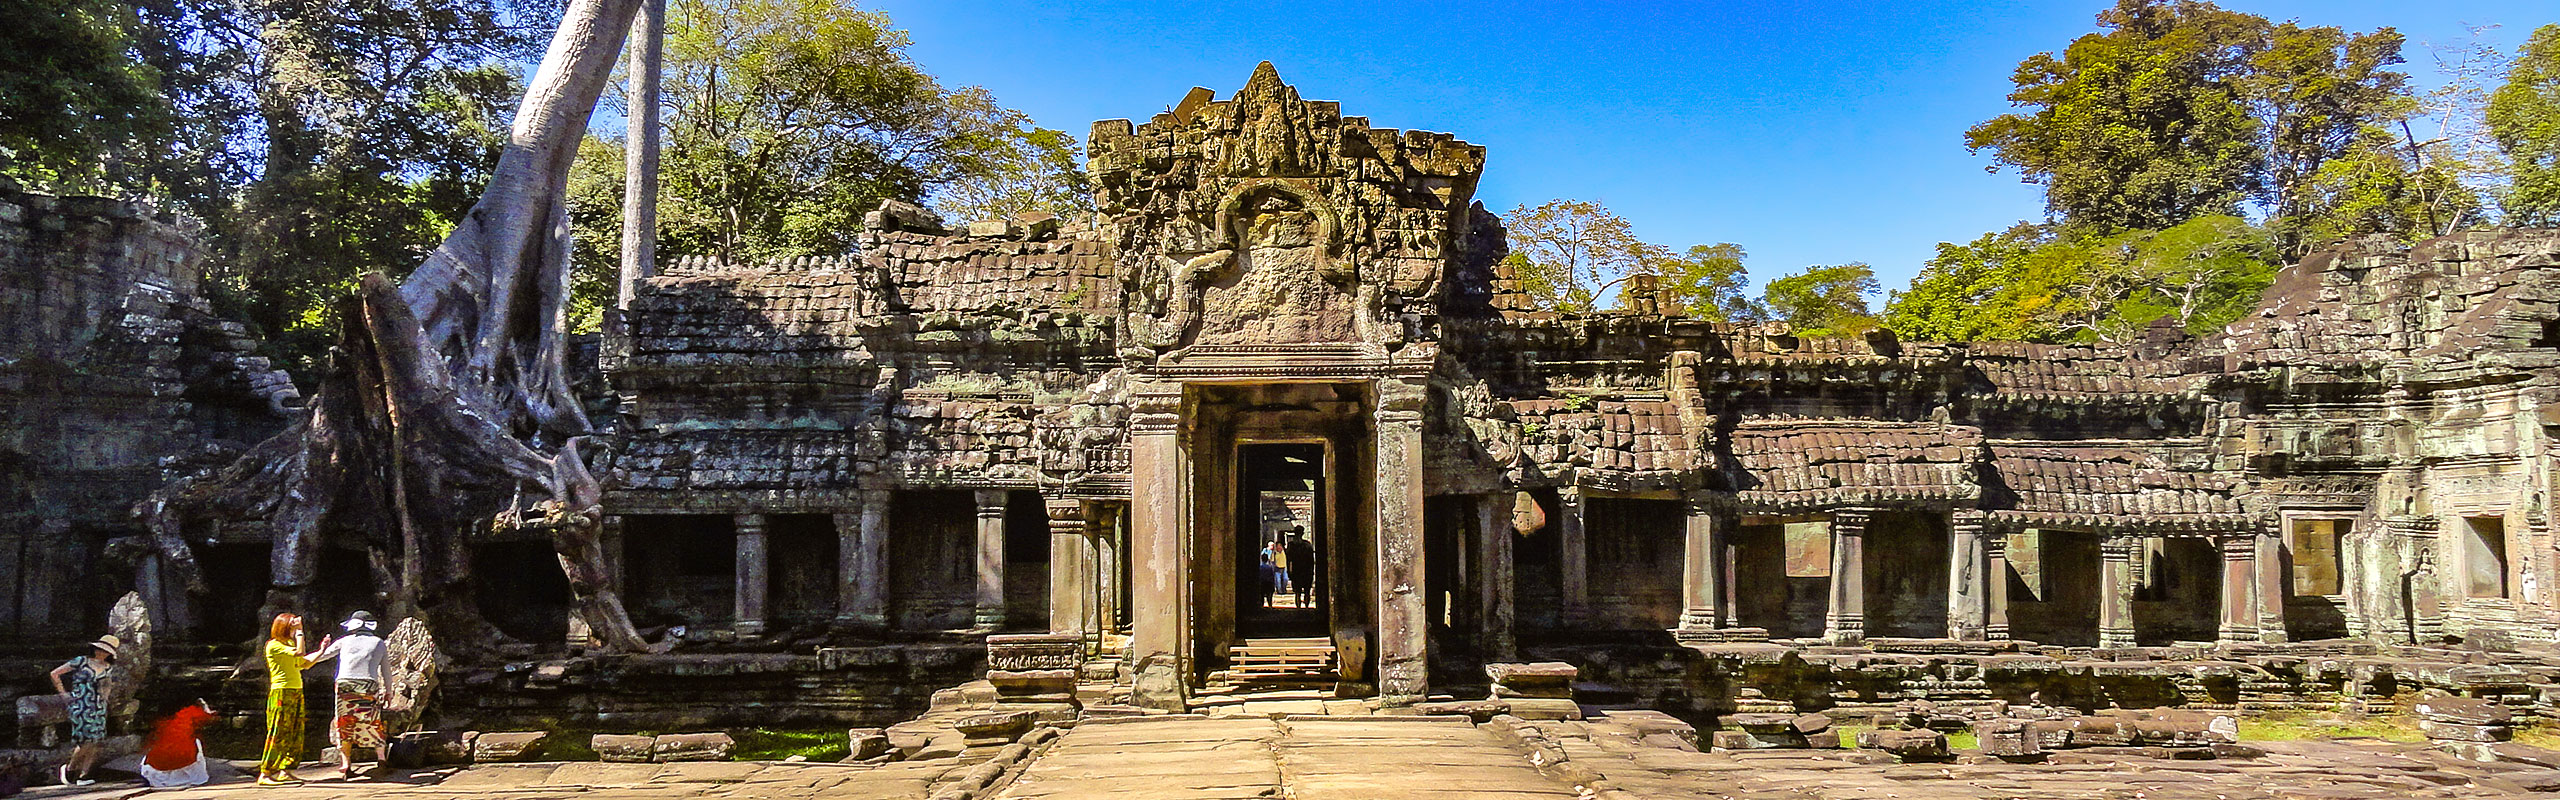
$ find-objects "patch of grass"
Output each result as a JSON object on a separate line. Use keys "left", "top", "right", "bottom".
{"left": 1833, "top": 725, "right": 1976, "bottom": 750}
{"left": 728, "top": 728, "right": 848, "bottom": 762}
{"left": 534, "top": 731, "right": 600, "bottom": 762}
{"left": 2511, "top": 726, "right": 2560, "bottom": 749}
{"left": 2237, "top": 713, "right": 2425, "bottom": 743}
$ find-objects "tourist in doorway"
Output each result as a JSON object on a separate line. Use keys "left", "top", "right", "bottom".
{"left": 314, "top": 611, "right": 388, "bottom": 779}
{"left": 259, "top": 613, "right": 331, "bottom": 786}
{"left": 1264, "top": 534, "right": 1290, "bottom": 595}
{"left": 1258, "top": 553, "right": 1281, "bottom": 608}
{"left": 1286, "top": 529, "right": 1315, "bottom": 605}
{"left": 44, "top": 633, "right": 118, "bottom": 786}
{"left": 139, "top": 698, "right": 216, "bottom": 788}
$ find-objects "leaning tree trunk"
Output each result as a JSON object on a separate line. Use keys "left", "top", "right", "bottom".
{"left": 138, "top": 0, "right": 654, "bottom": 659}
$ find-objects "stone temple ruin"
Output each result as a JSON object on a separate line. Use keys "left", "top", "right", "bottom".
{"left": 10, "top": 63, "right": 2560, "bottom": 737}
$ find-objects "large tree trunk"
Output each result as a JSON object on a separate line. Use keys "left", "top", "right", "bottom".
{"left": 139, "top": 0, "right": 654, "bottom": 659}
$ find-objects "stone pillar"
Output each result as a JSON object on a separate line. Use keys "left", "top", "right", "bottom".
{"left": 974, "top": 489, "right": 1009, "bottom": 630}
{"left": 1984, "top": 526, "right": 2011, "bottom": 640}
{"left": 1823, "top": 508, "right": 1871, "bottom": 644}
{"left": 2099, "top": 536, "right": 2136, "bottom": 648}
{"left": 1557, "top": 486, "right": 1590, "bottom": 627}
{"left": 1047, "top": 499, "right": 1092, "bottom": 642}
{"left": 733, "top": 513, "right": 768, "bottom": 635}
{"left": 1096, "top": 504, "right": 1124, "bottom": 635}
{"left": 1127, "top": 383, "right": 1189, "bottom": 708}
{"left": 2254, "top": 523, "right": 2287, "bottom": 643}
{"left": 835, "top": 490, "right": 889, "bottom": 629}
{"left": 1374, "top": 377, "right": 1430, "bottom": 705}
{"left": 1475, "top": 493, "right": 1516, "bottom": 661}
{"left": 2218, "top": 532, "right": 2261, "bottom": 644}
{"left": 1675, "top": 494, "right": 1725, "bottom": 641}
{"left": 1948, "top": 509, "right": 1990, "bottom": 641}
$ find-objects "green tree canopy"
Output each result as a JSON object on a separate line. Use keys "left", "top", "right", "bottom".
{"left": 0, "top": 0, "right": 165, "bottom": 190}
{"left": 1649, "top": 243, "right": 1762, "bottom": 322}
{"left": 1883, "top": 215, "right": 2276, "bottom": 343}
{"left": 1762, "top": 263, "right": 1879, "bottom": 336}
{"left": 1503, "top": 199, "right": 1758, "bottom": 319}
{"left": 2491, "top": 24, "right": 2560, "bottom": 226}
{"left": 656, "top": 0, "right": 1080, "bottom": 262}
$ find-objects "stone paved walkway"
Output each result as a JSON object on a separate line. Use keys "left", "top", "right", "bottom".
{"left": 993, "top": 715, "right": 1578, "bottom": 800}
{"left": 23, "top": 760, "right": 965, "bottom": 800}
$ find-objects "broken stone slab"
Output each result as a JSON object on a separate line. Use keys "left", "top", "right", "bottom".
{"left": 1855, "top": 729, "right": 1950, "bottom": 762}
{"left": 2114, "top": 709, "right": 2238, "bottom": 746}
{"left": 1504, "top": 698, "right": 1584, "bottom": 721}
{"left": 954, "top": 710, "right": 1035, "bottom": 746}
{"left": 652, "top": 732, "right": 735, "bottom": 762}
{"left": 2413, "top": 696, "right": 2511, "bottom": 725}
{"left": 593, "top": 734, "right": 655, "bottom": 763}
{"left": 1486, "top": 662, "right": 1579, "bottom": 689}
{"left": 986, "top": 668, "right": 1076, "bottom": 698}
{"left": 846, "top": 728, "right": 892, "bottom": 762}
{"left": 1710, "top": 728, "right": 1812, "bottom": 750}
{"left": 1973, "top": 719, "right": 2042, "bottom": 759}
{"left": 470, "top": 732, "right": 545, "bottom": 763}
{"left": 1415, "top": 699, "right": 1508, "bottom": 722}
{"left": 2418, "top": 720, "right": 2513, "bottom": 742}
{"left": 409, "top": 730, "right": 475, "bottom": 766}
{"left": 1791, "top": 712, "right": 1834, "bottom": 735}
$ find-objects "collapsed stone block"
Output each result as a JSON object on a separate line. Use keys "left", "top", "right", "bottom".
{"left": 1487, "top": 662, "right": 1578, "bottom": 700}
{"left": 410, "top": 730, "right": 476, "bottom": 765}
{"left": 652, "top": 732, "right": 736, "bottom": 762}
{"left": 470, "top": 731, "right": 546, "bottom": 763}
{"left": 593, "top": 734, "right": 655, "bottom": 763}
{"left": 2419, "top": 720, "right": 2513, "bottom": 742}
{"left": 1856, "top": 729, "right": 1950, "bottom": 762}
{"left": 2414, "top": 697, "right": 2512, "bottom": 726}
{"left": 955, "top": 711, "right": 1035, "bottom": 747}
{"left": 845, "top": 728, "right": 893, "bottom": 762}
{"left": 1973, "top": 719, "right": 2042, "bottom": 759}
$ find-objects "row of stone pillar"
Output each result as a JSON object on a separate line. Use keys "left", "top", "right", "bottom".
{"left": 1516, "top": 491, "right": 2284, "bottom": 647}
{"left": 703, "top": 489, "right": 1034, "bottom": 636}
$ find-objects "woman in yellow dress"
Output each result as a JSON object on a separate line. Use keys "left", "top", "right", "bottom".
{"left": 258, "top": 613, "right": 331, "bottom": 786}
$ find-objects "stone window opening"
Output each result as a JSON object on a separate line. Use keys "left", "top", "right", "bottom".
{"left": 2287, "top": 519, "right": 2346, "bottom": 597}
{"left": 2464, "top": 515, "right": 2510, "bottom": 599}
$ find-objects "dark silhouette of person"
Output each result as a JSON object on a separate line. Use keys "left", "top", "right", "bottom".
{"left": 1285, "top": 528, "right": 1315, "bottom": 605}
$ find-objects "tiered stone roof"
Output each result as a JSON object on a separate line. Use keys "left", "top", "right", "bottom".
{"left": 1983, "top": 440, "right": 2247, "bottom": 532}
{"left": 1724, "top": 420, "right": 1981, "bottom": 512}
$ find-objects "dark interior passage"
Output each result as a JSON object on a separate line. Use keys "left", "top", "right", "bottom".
{"left": 1235, "top": 442, "right": 1326, "bottom": 638}
{"left": 1003, "top": 491, "right": 1050, "bottom": 632}
{"left": 622, "top": 515, "right": 736, "bottom": 630}
{"left": 768, "top": 514, "right": 840, "bottom": 627}
{"left": 2007, "top": 529, "right": 2098, "bottom": 647}
{"left": 1863, "top": 510, "right": 1949, "bottom": 638}
{"left": 473, "top": 540, "right": 571, "bottom": 645}
{"left": 889, "top": 491, "right": 976, "bottom": 631}
{"left": 2133, "top": 537, "right": 2220, "bottom": 645}
{"left": 1586, "top": 498, "right": 1683, "bottom": 630}
{"left": 1731, "top": 519, "right": 1829, "bottom": 639}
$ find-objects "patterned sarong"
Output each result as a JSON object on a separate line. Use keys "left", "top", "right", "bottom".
{"left": 260, "top": 687, "right": 304, "bottom": 775}
{"left": 331, "top": 678, "right": 385, "bottom": 752}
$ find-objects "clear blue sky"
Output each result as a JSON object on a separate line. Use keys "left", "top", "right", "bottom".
{"left": 866, "top": 0, "right": 2547, "bottom": 299}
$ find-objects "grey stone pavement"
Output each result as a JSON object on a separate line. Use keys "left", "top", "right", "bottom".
{"left": 993, "top": 715, "right": 1577, "bottom": 800}
{"left": 27, "top": 712, "right": 2560, "bottom": 800}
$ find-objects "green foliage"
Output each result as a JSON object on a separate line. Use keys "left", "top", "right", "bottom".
{"left": 565, "top": 135, "right": 628, "bottom": 334}
{"left": 1649, "top": 243, "right": 1763, "bottom": 321}
{"left": 1966, "top": 0, "right": 2269, "bottom": 231}
{"left": 1503, "top": 200, "right": 1757, "bottom": 319}
{"left": 931, "top": 124, "right": 1093, "bottom": 224}
{"left": 1883, "top": 216, "right": 2276, "bottom": 343}
{"left": 1966, "top": 0, "right": 2418, "bottom": 247}
{"left": 0, "top": 0, "right": 165, "bottom": 191}
{"left": 1762, "top": 263, "right": 1879, "bottom": 336}
{"left": 656, "top": 0, "right": 1077, "bottom": 262}
{"left": 1502, "top": 199, "right": 1655, "bottom": 313}
{"left": 2296, "top": 125, "right": 2479, "bottom": 244}
{"left": 2491, "top": 24, "right": 2560, "bottom": 226}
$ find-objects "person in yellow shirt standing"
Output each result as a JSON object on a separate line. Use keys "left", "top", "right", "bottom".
{"left": 258, "top": 613, "right": 331, "bottom": 786}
